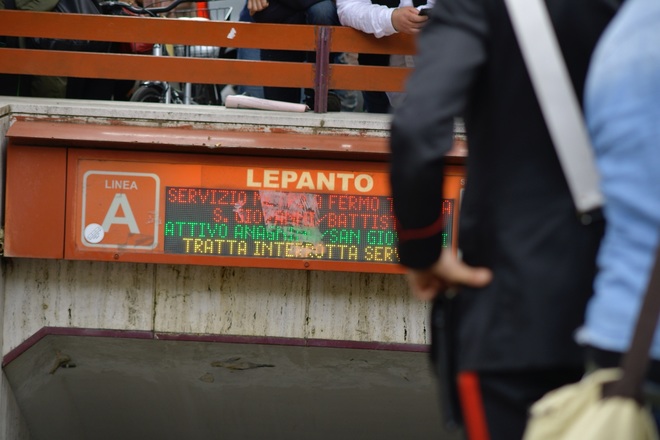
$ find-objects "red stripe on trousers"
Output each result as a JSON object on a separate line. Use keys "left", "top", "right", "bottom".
{"left": 458, "top": 372, "right": 490, "bottom": 440}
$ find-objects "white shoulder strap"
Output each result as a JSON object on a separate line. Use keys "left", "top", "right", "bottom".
{"left": 504, "top": 0, "right": 604, "bottom": 217}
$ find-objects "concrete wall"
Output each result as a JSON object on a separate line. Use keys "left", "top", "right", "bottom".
{"left": 2, "top": 259, "right": 428, "bottom": 356}
{"left": 0, "top": 256, "right": 429, "bottom": 440}
{"left": 0, "top": 374, "right": 30, "bottom": 440}
{"left": 1, "top": 104, "right": 30, "bottom": 440}
{"left": 1, "top": 266, "right": 31, "bottom": 440}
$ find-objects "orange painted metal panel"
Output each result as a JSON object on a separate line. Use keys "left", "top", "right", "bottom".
{"left": 0, "top": 11, "right": 318, "bottom": 51}
{"left": 0, "top": 49, "right": 314, "bottom": 88}
{"left": 2, "top": 123, "right": 464, "bottom": 272}
{"left": 65, "top": 149, "right": 465, "bottom": 274}
{"left": 5, "top": 120, "right": 395, "bottom": 160}
{"left": 4, "top": 144, "right": 67, "bottom": 258}
{"left": 330, "top": 27, "right": 416, "bottom": 55}
{"left": 0, "top": 10, "right": 415, "bottom": 55}
{"left": 329, "top": 64, "right": 411, "bottom": 92}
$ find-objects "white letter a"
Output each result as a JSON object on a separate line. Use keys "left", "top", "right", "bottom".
{"left": 102, "top": 194, "right": 140, "bottom": 234}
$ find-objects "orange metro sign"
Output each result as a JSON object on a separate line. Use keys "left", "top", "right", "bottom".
{"left": 81, "top": 171, "right": 160, "bottom": 250}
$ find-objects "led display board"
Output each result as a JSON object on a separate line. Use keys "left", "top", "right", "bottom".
{"left": 67, "top": 150, "right": 464, "bottom": 273}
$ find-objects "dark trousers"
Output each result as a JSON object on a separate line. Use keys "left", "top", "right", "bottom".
{"left": 431, "top": 294, "right": 584, "bottom": 440}
{"left": 357, "top": 53, "right": 391, "bottom": 113}
{"left": 457, "top": 368, "right": 583, "bottom": 440}
{"left": 66, "top": 78, "right": 133, "bottom": 101}
{"left": 0, "top": 74, "right": 23, "bottom": 96}
{"left": 586, "top": 345, "right": 660, "bottom": 380}
{"left": 254, "top": 0, "right": 339, "bottom": 104}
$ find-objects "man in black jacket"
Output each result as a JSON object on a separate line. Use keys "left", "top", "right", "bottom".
{"left": 389, "top": 0, "right": 621, "bottom": 439}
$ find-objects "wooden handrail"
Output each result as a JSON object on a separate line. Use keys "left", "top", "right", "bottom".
{"left": 0, "top": 9, "right": 417, "bottom": 112}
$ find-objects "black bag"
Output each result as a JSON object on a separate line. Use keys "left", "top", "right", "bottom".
{"left": 28, "top": 0, "right": 112, "bottom": 53}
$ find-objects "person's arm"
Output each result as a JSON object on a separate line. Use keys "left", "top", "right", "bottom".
{"left": 337, "top": 0, "right": 397, "bottom": 37}
{"left": 247, "top": 0, "right": 269, "bottom": 15}
{"left": 389, "top": 0, "right": 492, "bottom": 297}
{"left": 337, "top": 0, "right": 428, "bottom": 37}
{"left": 391, "top": 7, "right": 428, "bottom": 34}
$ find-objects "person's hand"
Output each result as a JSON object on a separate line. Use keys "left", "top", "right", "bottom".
{"left": 391, "top": 6, "right": 428, "bottom": 34}
{"left": 248, "top": 0, "right": 269, "bottom": 15}
{"left": 405, "top": 250, "right": 493, "bottom": 301}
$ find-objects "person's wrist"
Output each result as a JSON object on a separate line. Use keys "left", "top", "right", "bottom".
{"left": 390, "top": 9, "right": 400, "bottom": 32}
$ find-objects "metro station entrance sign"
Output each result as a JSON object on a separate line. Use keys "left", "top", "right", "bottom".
{"left": 61, "top": 149, "right": 461, "bottom": 273}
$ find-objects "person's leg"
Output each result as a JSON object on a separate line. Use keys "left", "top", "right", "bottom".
{"left": 253, "top": 1, "right": 303, "bottom": 25}
{"left": 112, "top": 79, "right": 135, "bottom": 101}
{"left": 66, "top": 78, "right": 115, "bottom": 100}
{"left": 457, "top": 368, "right": 583, "bottom": 440}
{"left": 30, "top": 76, "right": 66, "bottom": 98}
{"left": 299, "top": 0, "right": 341, "bottom": 110}
{"left": 236, "top": 3, "right": 265, "bottom": 98}
{"left": 304, "top": 0, "right": 339, "bottom": 25}
{"left": 332, "top": 53, "right": 360, "bottom": 112}
{"left": 332, "top": 52, "right": 361, "bottom": 111}
{"left": 278, "top": 0, "right": 326, "bottom": 12}
{"left": 236, "top": 47, "right": 265, "bottom": 99}
{"left": 260, "top": 49, "right": 305, "bottom": 103}
{"left": 253, "top": 7, "right": 306, "bottom": 103}
{"left": 0, "top": 74, "right": 21, "bottom": 97}
{"left": 254, "top": 0, "right": 340, "bottom": 107}
{"left": 357, "top": 53, "right": 391, "bottom": 113}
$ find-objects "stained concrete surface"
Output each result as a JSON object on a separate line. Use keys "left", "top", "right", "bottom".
{"left": 4, "top": 335, "right": 464, "bottom": 440}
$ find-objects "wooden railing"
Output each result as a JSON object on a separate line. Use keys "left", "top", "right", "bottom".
{"left": 0, "top": 9, "right": 417, "bottom": 113}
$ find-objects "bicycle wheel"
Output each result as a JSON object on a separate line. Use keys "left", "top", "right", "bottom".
{"left": 130, "top": 85, "right": 164, "bottom": 103}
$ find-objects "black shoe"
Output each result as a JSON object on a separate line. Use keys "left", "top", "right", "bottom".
{"left": 327, "top": 92, "right": 341, "bottom": 112}
{"left": 304, "top": 90, "right": 342, "bottom": 112}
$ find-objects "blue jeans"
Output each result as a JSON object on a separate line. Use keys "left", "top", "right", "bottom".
{"left": 253, "top": 0, "right": 338, "bottom": 25}
{"left": 305, "top": 0, "right": 339, "bottom": 25}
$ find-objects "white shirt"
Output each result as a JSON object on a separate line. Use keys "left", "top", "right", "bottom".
{"left": 337, "top": 0, "right": 396, "bottom": 38}
{"left": 337, "top": 0, "right": 434, "bottom": 39}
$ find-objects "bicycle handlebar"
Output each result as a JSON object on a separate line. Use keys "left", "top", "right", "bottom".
{"left": 99, "top": 0, "right": 198, "bottom": 17}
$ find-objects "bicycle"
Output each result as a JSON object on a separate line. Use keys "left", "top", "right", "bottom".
{"left": 100, "top": 0, "right": 234, "bottom": 105}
